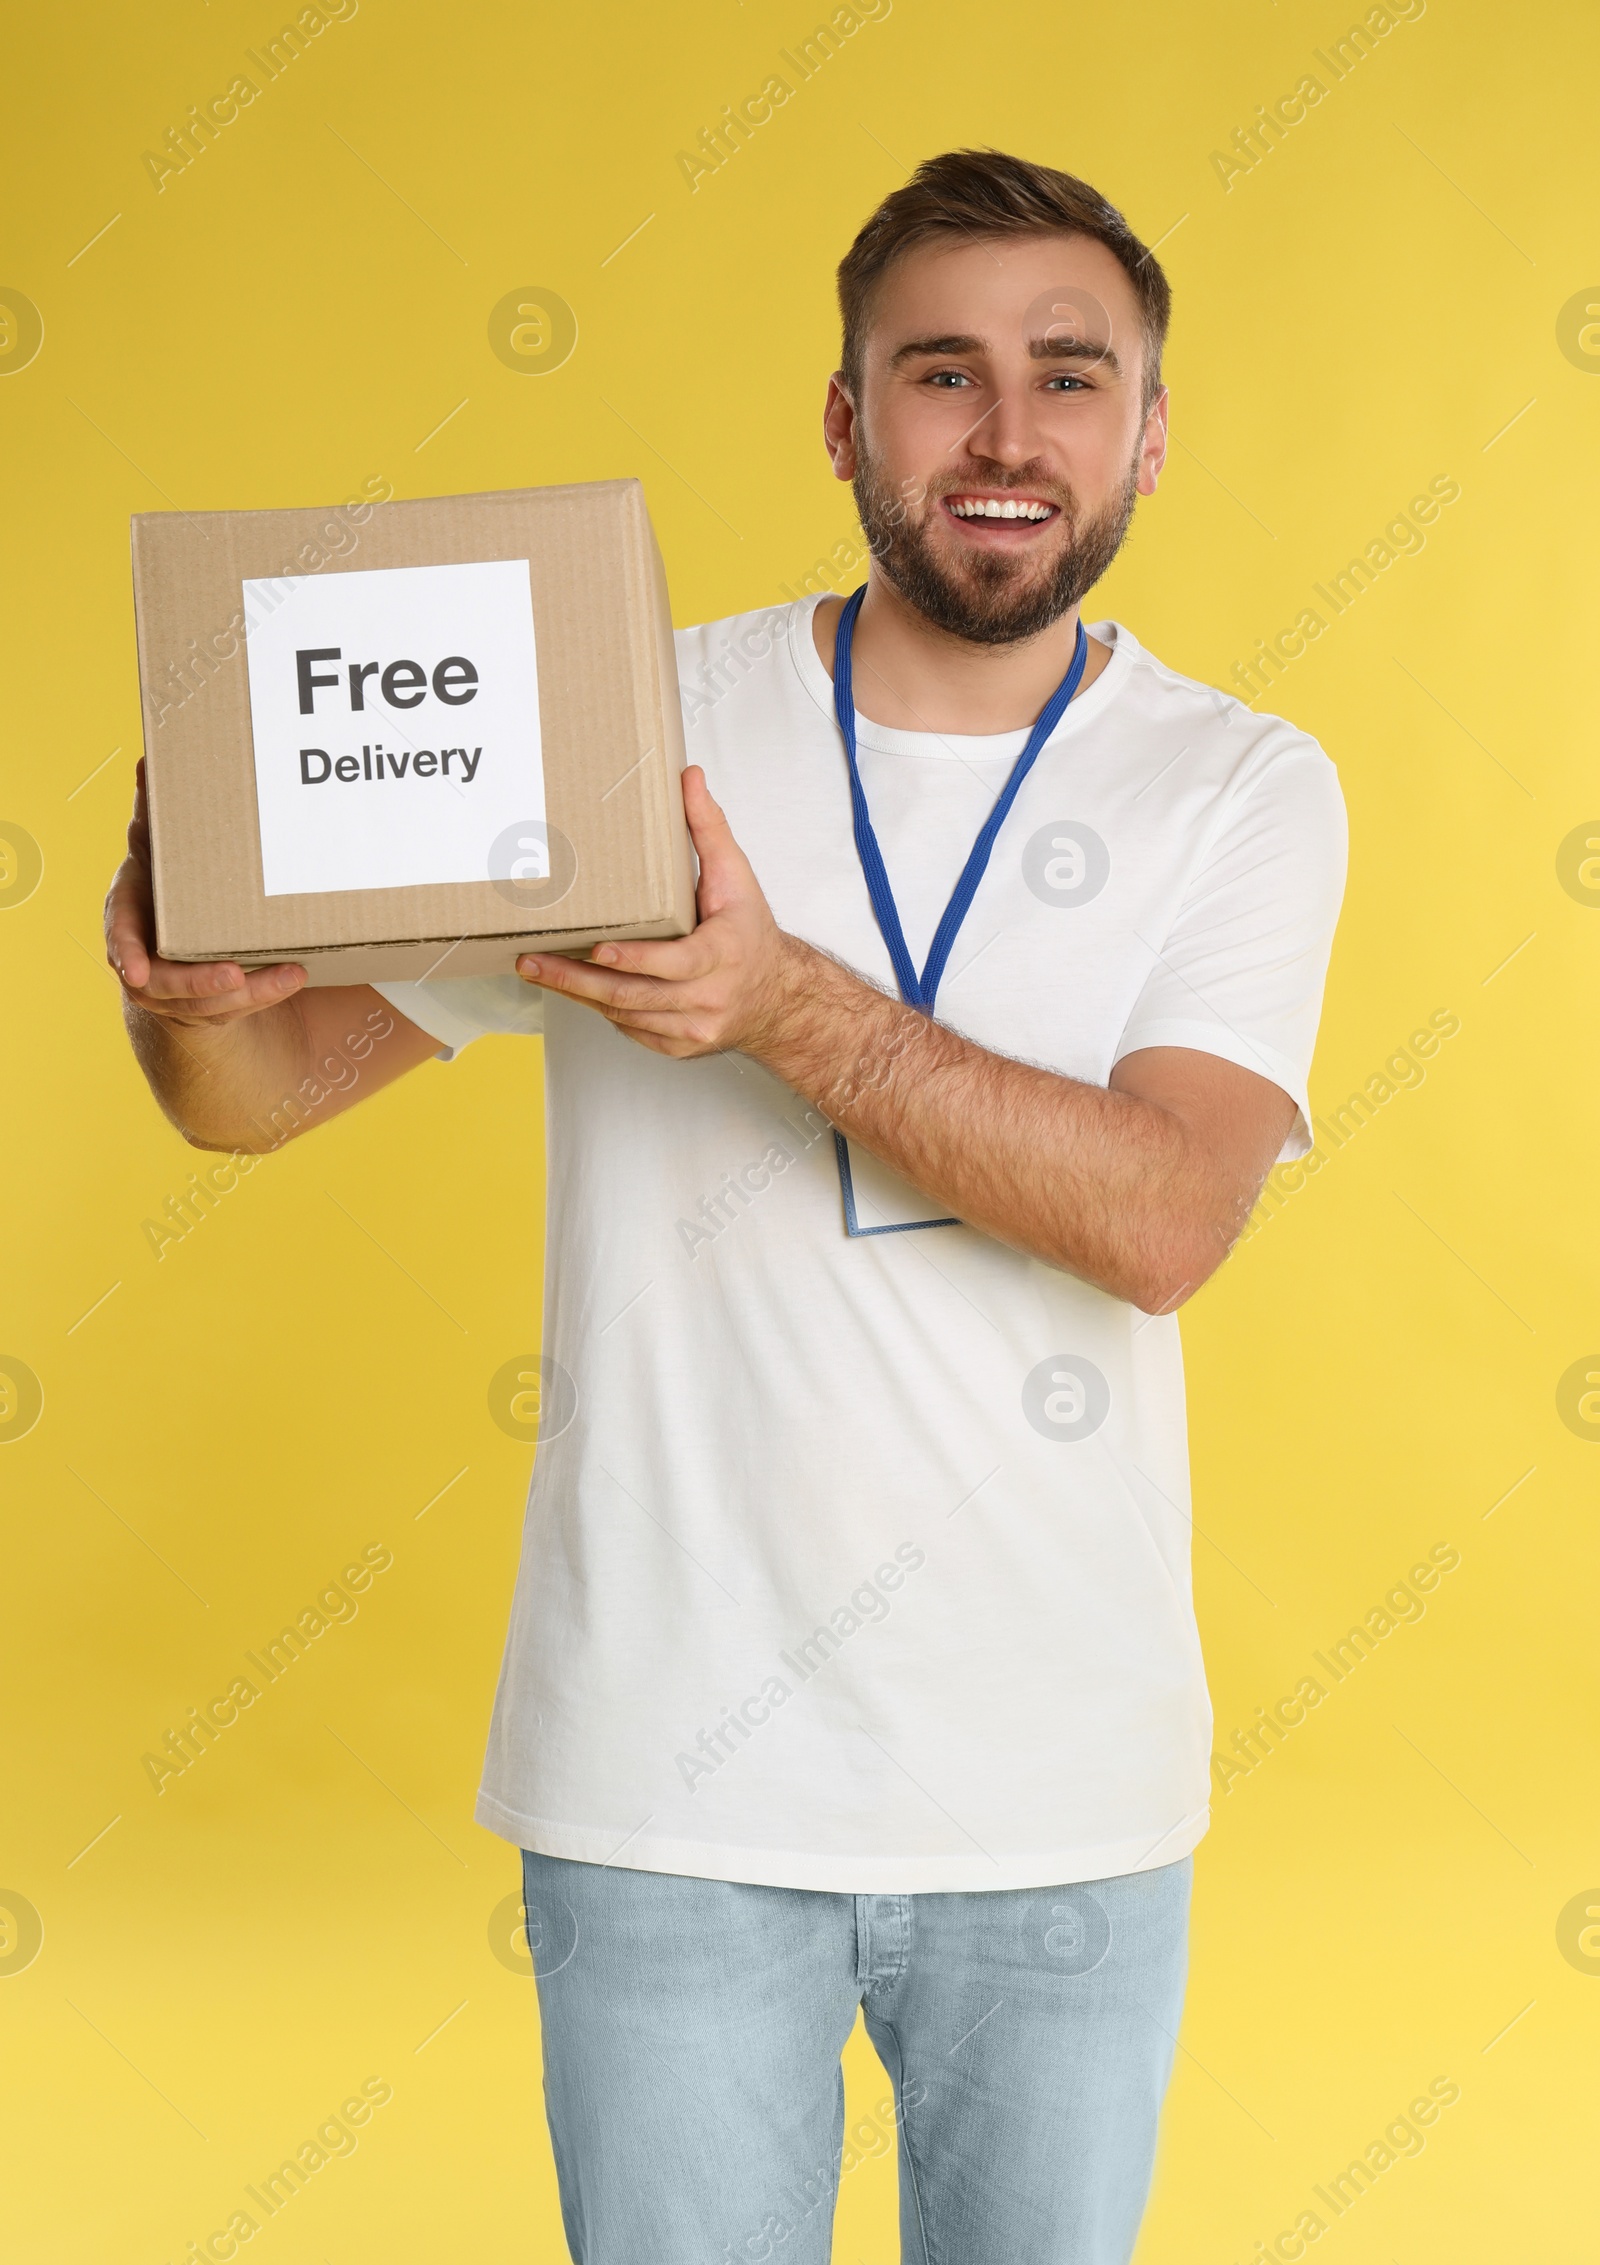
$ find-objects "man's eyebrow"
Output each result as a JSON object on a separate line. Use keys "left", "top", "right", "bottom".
{"left": 1030, "top": 333, "right": 1122, "bottom": 375}
{"left": 887, "top": 333, "right": 986, "bottom": 367}
{"left": 887, "top": 330, "right": 1124, "bottom": 376}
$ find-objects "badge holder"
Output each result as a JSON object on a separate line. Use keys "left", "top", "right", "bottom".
{"left": 834, "top": 1130, "right": 959, "bottom": 1237}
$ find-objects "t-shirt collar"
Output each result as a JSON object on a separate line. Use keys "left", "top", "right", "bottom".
{"left": 786, "top": 587, "right": 1135, "bottom": 759}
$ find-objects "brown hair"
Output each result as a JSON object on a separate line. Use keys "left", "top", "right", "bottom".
{"left": 836, "top": 148, "right": 1172, "bottom": 414}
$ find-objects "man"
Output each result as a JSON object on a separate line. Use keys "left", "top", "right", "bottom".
{"left": 110, "top": 150, "right": 1346, "bottom": 2265}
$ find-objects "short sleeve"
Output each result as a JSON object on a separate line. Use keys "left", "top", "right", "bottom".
{"left": 373, "top": 974, "right": 545, "bottom": 1060}
{"left": 1112, "top": 735, "right": 1347, "bottom": 1161}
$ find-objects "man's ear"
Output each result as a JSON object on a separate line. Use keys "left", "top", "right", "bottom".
{"left": 1137, "top": 387, "right": 1169, "bottom": 497}
{"left": 822, "top": 373, "right": 858, "bottom": 482}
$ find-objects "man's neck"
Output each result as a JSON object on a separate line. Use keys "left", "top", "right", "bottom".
{"left": 810, "top": 572, "right": 1112, "bottom": 735}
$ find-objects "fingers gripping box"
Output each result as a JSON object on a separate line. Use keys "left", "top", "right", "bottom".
{"left": 131, "top": 480, "right": 696, "bottom": 984}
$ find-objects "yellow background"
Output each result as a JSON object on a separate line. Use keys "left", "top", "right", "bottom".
{"left": 3, "top": 0, "right": 1597, "bottom": 2257}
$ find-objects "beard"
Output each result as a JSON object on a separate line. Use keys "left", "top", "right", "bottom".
{"left": 852, "top": 439, "right": 1142, "bottom": 648}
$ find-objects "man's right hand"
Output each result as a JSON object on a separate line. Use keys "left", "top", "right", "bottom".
{"left": 104, "top": 757, "right": 308, "bottom": 1023}
{"left": 107, "top": 760, "right": 439, "bottom": 1151}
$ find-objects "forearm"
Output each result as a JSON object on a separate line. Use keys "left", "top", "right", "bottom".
{"left": 750, "top": 938, "right": 1228, "bottom": 1308}
{"left": 123, "top": 985, "right": 421, "bottom": 1153}
{"left": 123, "top": 991, "right": 308, "bottom": 1150}
{"left": 519, "top": 770, "right": 1287, "bottom": 1303}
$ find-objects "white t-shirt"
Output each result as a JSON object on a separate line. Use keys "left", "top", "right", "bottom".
{"left": 375, "top": 593, "right": 1346, "bottom": 1894}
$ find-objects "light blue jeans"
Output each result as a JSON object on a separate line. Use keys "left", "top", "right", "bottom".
{"left": 520, "top": 1847, "right": 1191, "bottom": 2264}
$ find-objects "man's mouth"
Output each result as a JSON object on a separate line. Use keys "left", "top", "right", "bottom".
{"left": 941, "top": 493, "right": 1061, "bottom": 531}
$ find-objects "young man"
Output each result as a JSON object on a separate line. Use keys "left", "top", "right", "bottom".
{"left": 110, "top": 151, "right": 1346, "bottom": 2265}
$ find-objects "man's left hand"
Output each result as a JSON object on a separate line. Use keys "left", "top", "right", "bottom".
{"left": 517, "top": 766, "right": 806, "bottom": 1058}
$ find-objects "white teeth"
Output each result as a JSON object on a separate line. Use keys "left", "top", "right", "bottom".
{"left": 949, "top": 498, "right": 1053, "bottom": 520}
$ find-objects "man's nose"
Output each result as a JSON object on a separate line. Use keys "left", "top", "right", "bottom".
{"left": 956, "top": 379, "right": 1047, "bottom": 467}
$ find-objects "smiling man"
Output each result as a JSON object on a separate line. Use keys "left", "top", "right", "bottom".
{"left": 110, "top": 150, "right": 1346, "bottom": 2265}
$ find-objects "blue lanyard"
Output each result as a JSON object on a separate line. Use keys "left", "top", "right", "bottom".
{"left": 828, "top": 585, "right": 1090, "bottom": 1237}
{"left": 831, "top": 583, "right": 1090, "bottom": 1013}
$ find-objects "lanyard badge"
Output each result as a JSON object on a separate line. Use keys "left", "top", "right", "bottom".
{"left": 828, "top": 583, "right": 1090, "bottom": 1238}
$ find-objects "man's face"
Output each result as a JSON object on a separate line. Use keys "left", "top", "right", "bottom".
{"left": 825, "top": 232, "right": 1168, "bottom": 645}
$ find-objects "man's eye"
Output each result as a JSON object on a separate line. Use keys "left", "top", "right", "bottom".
{"left": 926, "top": 369, "right": 973, "bottom": 388}
{"left": 1046, "top": 373, "right": 1088, "bottom": 392}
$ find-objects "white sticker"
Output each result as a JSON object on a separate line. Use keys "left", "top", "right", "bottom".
{"left": 242, "top": 558, "right": 544, "bottom": 896}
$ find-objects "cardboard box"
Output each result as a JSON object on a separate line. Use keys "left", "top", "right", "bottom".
{"left": 131, "top": 479, "right": 696, "bottom": 984}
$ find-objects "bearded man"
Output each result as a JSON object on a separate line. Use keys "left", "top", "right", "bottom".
{"left": 111, "top": 147, "right": 1347, "bottom": 2265}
